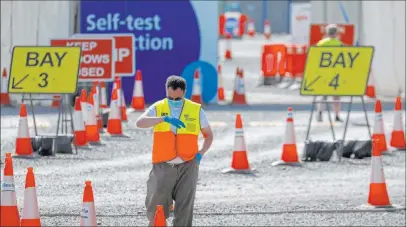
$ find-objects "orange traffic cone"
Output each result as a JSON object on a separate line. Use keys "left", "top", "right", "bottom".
{"left": 191, "top": 68, "right": 203, "bottom": 104}
{"left": 247, "top": 18, "right": 255, "bottom": 37}
{"left": 21, "top": 167, "right": 41, "bottom": 226}
{"left": 1, "top": 67, "right": 12, "bottom": 106}
{"left": 15, "top": 104, "right": 34, "bottom": 158}
{"left": 390, "top": 96, "right": 406, "bottom": 150}
{"left": 153, "top": 205, "right": 166, "bottom": 226}
{"left": 100, "top": 82, "right": 108, "bottom": 109}
{"left": 372, "top": 100, "right": 388, "bottom": 153}
{"left": 107, "top": 88, "right": 123, "bottom": 136}
{"left": 217, "top": 64, "right": 225, "bottom": 103}
{"left": 51, "top": 95, "right": 61, "bottom": 108}
{"left": 367, "top": 139, "right": 392, "bottom": 207}
{"left": 114, "top": 77, "right": 128, "bottom": 122}
{"left": 73, "top": 97, "right": 89, "bottom": 148}
{"left": 131, "top": 70, "right": 146, "bottom": 111}
{"left": 225, "top": 33, "right": 232, "bottom": 60}
{"left": 85, "top": 93, "right": 101, "bottom": 145}
{"left": 0, "top": 153, "right": 21, "bottom": 227}
{"left": 264, "top": 19, "right": 271, "bottom": 39}
{"left": 366, "top": 70, "right": 376, "bottom": 99}
{"left": 91, "top": 85, "right": 103, "bottom": 132}
{"left": 273, "top": 107, "right": 301, "bottom": 166}
{"left": 232, "top": 68, "right": 247, "bottom": 105}
{"left": 80, "top": 89, "right": 88, "bottom": 124}
{"left": 80, "top": 181, "right": 97, "bottom": 226}
{"left": 222, "top": 114, "right": 254, "bottom": 174}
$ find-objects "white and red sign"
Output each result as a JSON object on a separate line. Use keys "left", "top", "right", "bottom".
{"left": 72, "top": 33, "right": 136, "bottom": 77}
{"left": 50, "top": 38, "right": 115, "bottom": 81}
{"left": 290, "top": 2, "right": 311, "bottom": 45}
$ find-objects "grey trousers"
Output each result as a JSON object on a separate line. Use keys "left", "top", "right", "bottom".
{"left": 145, "top": 159, "right": 199, "bottom": 226}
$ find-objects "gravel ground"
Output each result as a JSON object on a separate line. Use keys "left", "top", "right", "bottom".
{"left": 1, "top": 108, "right": 405, "bottom": 226}
{"left": 1, "top": 34, "right": 405, "bottom": 226}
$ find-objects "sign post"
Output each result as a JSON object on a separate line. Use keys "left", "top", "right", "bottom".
{"left": 300, "top": 46, "right": 375, "bottom": 160}
{"left": 8, "top": 46, "right": 82, "bottom": 155}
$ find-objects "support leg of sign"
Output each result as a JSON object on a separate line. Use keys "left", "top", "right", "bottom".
{"left": 337, "top": 96, "right": 353, "bottom": 162}
{"left": 325, "top": 97, "right": 336, "bottom": 141}
{"left": 29, "top": 94, "right": 39, "bottom": 137}
{"left": 305, "top": 96, "right": 317, "bottom": 141}
{"left": 65, "top": 94, "right": 78, "bottom": 155}
{"left": 361, "top": 96, "right": 372, "bottom": 137}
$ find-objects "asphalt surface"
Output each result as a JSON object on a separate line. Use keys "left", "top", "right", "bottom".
{"left": 1, "top": 34, "right": 406, "bottom": 226}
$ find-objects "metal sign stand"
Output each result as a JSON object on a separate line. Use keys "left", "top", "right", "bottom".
{"left": 304, "top": 96, "right": 371, "bottom": 161}
{"left": 21, "top": 93, "right": 78, "bottom": 155}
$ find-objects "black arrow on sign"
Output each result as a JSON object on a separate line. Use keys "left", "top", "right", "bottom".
{"left": 303, "top": 75, "right": 321, "bottom": 92}
{"left": 11, "top": 74, "right": 30, "bottom": 89}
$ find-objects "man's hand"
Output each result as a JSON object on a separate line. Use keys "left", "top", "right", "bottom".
{"left": 163, "top": 116, "right": 186, "bottom": 129}
{"left": 195, "top": 153, "right": 203, "bottom": 165}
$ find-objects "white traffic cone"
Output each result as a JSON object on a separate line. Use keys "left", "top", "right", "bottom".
{"left": 80, "top": 181, "right": 97, "bottom": 226}
{"left": 191, "top": 68, "right": 203, "bottom": 104}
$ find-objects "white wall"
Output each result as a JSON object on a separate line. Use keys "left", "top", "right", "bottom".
{"left": 0, "top": 1, "right": 76, "bottom": 105}
{"left": 310, "top": 0, "right": 405, "bottom": 98}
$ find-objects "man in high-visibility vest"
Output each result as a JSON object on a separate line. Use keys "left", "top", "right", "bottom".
{"left": 316, "top": 24, "right": 343, "bottom": 122}
{"left": 136, "top": 75, "right": 213, "bottom": 226}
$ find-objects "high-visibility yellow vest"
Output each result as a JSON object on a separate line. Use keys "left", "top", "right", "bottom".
{"left": 316, "top": 37, "right": 343, "bottom": 46}
{"left": 152, "top": 98, "right": 201, "bottom": 163}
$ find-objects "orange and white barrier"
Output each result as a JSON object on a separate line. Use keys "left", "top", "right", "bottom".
{"left": 153, "top": 205, "right": 166, "bottom": 226}
{"left": 217, "top": 64, "right": 225, "bottom": 103}
{"left": 247, "top": 18, "right": 255, "bottom": 37}
{"left": 261, "top": 44, "right": 307, "bottom": 87}
{"left": 264, "top": 19, "right": 271, "bottom": 39}
{"left": 232, "top": 68, "right": 247, "bottom": 105}
{"left": 366, "top": 70, "right": 376, "bottom": 99}
{"left": 222, "top": 113, "right": 254, "bottom": 174}
{"left": 21, "top": 167, "right": 41, "bottom": 226}
{"left": 91, "top": 85, "right": 103, "bottom": 132}
{"left": 131, "top": 70, "right": 146, "bottom": 111}
{"left": 51, "top": 95, "right": 61, "bottom": 108}
{"left": 224, "top": 33, "right": 232, "bottom": 60}
{"left": 1, "top": 67, "right": 12, "bottom": 106}
{"left": 85, "top": 93, "right": 101, "bottom": 144}
{"left": 113, "top": 77, "right": 128, "bottom": 122}
{"left": 80, "top": 181, "right": 97, "bottom": 226}
{"left": 15, "top": 104, "right": 34, "bottom": 158}
{"left": 390, "top": 96, "right": 406, "bottom": 150}
{"left": 0, "top": 153, "right": 21, "bottom": 227}
{"left": 367, "top": 139, "right": 392, "bottom": 207}
{"left": 73, "top": 97, "right": 89, "bottom": 148}
{"left": 372, "top": 100, "right": 388, "bottom": 154}
{"left": 107, "top": 88, "right": 123, "bottom": 136}
{"left": 80, "top": 89, "right": 88, "bottom": 124}
{"left": 100, "top": 82, "right": 108, "bottom": 109}
{"left": 191, "top": 68, "right": 203, "bottom": 104}
{"left": 273, "top": 107, "right": 300, "bottom": 166}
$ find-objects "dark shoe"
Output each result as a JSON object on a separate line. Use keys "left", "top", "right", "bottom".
{"left": 335, "top": 116, "right": 343, "bottom": 122}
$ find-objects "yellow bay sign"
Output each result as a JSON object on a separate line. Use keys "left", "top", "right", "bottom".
{"left": 8, "top": 46, "right": 81, "bottom": 94}
{"left": 300, "top": 46, "right": 374, "bottom": 96}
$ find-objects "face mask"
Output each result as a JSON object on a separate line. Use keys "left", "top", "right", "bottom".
{"left": 168, "top": 99, "right": 183, "bottom": 108}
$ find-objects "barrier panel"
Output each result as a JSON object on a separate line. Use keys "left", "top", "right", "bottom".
{"left": 261, "top": 44, "right": 308, "bottom": 87}
{"left": 309, "top": 24, "right": 355, "bottom": 46}
{"left": 219, "top": 13, "right": 247, "bottom": 38}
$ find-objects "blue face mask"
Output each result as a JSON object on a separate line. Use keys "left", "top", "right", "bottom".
{"left": 168, "top": 99, "right": 183, "bottom": 108}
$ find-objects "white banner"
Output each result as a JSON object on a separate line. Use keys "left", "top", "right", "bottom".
{"left": 290, "top": 3, "right": 311, "bottom": 45}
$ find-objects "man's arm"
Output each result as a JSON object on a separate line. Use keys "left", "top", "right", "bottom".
{"left": 199, "top": 126, "right": 213, "bottom": 156}
{"left": 135, "top": 104, "right": 164, "bottom": 128}
{"left": 198, "top": 109, "right": 213, "bottom": 156}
